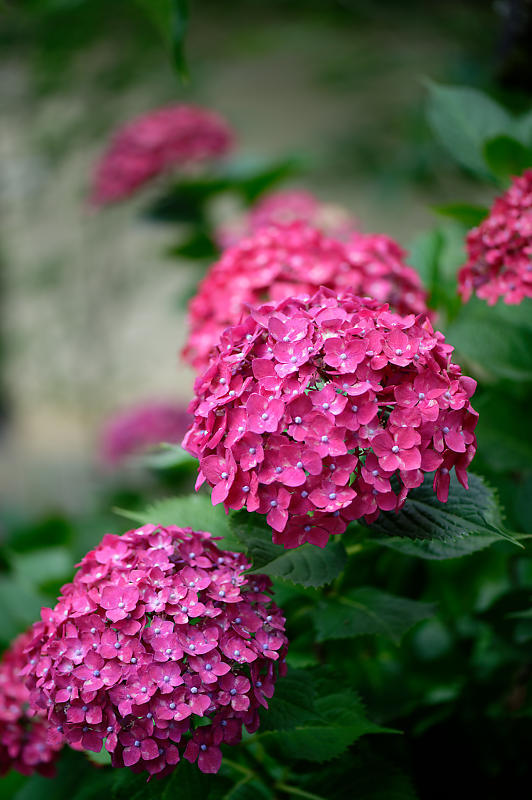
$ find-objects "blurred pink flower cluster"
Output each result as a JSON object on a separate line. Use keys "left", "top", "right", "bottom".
{"left": 91, "top": 104, "right": 234, "bottom": 205}
{"left": 458, "top": 169, "right": 532, "bottom": 305}
{"left": 100, "top": 401, "right": 191, "bottom": 466}
{"left": 217, "top": 189, "right": 358, "bottom": 247}
{"left": 24, "top": 525, "right": 287, "bottom": 777}
{"left": 0, "top": 630, "right": 62, "bottom": 776}
{"left": 183, "top": 221, "right": 430, "bottom": 371}
{"left": 183, "top": 287, "right": 477, "bottom": 548}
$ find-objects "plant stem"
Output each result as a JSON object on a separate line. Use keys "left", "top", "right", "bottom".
{"left": 276, "top": 782, "right": 327, "bottom": 800}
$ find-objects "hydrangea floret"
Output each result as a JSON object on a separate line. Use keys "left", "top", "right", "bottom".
{"left": 91, "top": 104, "right": 234, "bottom": 206}
{"left": 0, "top": 629, "right": 62, "bottom": 776}
{"left": 458, "top": 169, "right": 532, "bottom": 305}
{"left": 216, "top": 189, "right": 358, "bottom": 248}
{"left": 24, "top": 525, "right": 288, "bottom": 777}
{"left": 100, "top": 401, "right": 191, "bottom": 466}
{"left": 183, "top": 221, "right": 430, "bottom": 371}
{"left": 183, "top": 287, "right": 478, "bottom": 548}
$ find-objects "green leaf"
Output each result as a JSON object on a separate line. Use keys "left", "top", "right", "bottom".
{"left": 407, "top": 228, "right": 443, "bottom": 293}
{"left": 161, "top": 759, "right": 214, "bottom": 800}
{"left": 374, "top": 532, "right": 508, "bottom": 560}
{"left": 115, "top": 494, "right": 243, "bottom": 552}
{"left": 483, "top": 135, "right": 532, "bottom": 181}
{"left": 406, "top": 224, "right": 464, "bottom": 317}
{"left": 229, "top": 510, "right": 347, "bottom": 587}
{"left": 432, "top": 203, "right": 488, "bottom": 228}
{"left": 473, "top": 389, "right": 532, "bottom": 473}
{"left": 260, "top": 687, "right": 393, "bottom": 762}
{"left": 368, "top": 472, "right": 515, "bottom": 559}
{"left": 228, "top": 512, "right": 281, "bottom": 568}
{"left": 0, "top": 574, "right": 48, "bottom": 646}
{"left": 167, "top": 229, "right": 218, "bottom": 260}
{"left": 447, "top": 299, "right": 532, "bottom": 383}
{"left": 171, "top": 0, "right": 189, "bottom": 81}
{"left": 133, "top": 0, "right": 189, "bottom": 82}
{"left": 515, "top": 109, "right": 532, "bottom": 146}
{"left": 252, "top": 541, "right": 348, "bottom": 588}
{"left": 84, "top": 748, "right": 112, "bottom": 767}
{"left": 314, "top": 588, "right": 435, "bottom": 644}
{"left": 11, "top": 547, "right": 72, "bottom": 589}
{"left": 259, "top": 668, "right": 320, "bottom": 732}
{"left": 307, "top": 752, "right": 419, "bottom": 800}
{"left": 222, "top": 779, "right": 271, "bottom": 800}
{"left": 136, "top": 444, "right": 196, "bottom": 471}
{"left": 426, "top": 82, "right": 513, "bottom": 177}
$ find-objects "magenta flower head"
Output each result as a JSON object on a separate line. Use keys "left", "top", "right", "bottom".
{"left": 90, "top": 104, "right": 234, "bottom": 206}
{"left": 100, "top": 401, "right": 192, "bottom": 467}
{"left": 458, "top": 169, "right": 532, "bottom": 305}
{"left": 183, "top": 287, "right": 478, "bottom": 549}
{"left": 216, "top": 189, "right": 358, "bottom": 248}
{"left": 182, "top": 222, "right": 430, "bottom": 372}
{"left": 0, "top": 629, "right": 62, "bottom": 776}
{"left": 24, "top": 525, "right": 288, "bottom": 778}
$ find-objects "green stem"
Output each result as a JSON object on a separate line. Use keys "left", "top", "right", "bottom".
{"left": 222, "top": 757, "right": 255, "bottom": 779}
{"left": 276, "top": 782, "right": 328, "bottom": 800}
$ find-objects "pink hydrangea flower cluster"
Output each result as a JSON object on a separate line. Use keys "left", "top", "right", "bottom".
{"left": 183, "top": 222, "right": 430, "bottom": 372}
{"left": 100, "top": 401, "right": 192, "bottom": 466}
{"left": 24, "top": 525, "right": 287, "bottom": 777}
{"left": 216, "top": 189, "right": 358, "bottom": 248}
{"left": 91, "top": 104, "right": 234, "bottom": 206}
{"left": 0, "top": 629, "right": 61, "bottom": 776}
{"left": 458, "top": 169, "right": 532, "bottom": 305}
{"left": 183, "top": 288, "right": 477, "bottom": 549}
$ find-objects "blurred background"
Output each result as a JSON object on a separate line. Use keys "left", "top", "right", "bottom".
{"left": 0, "top": 0, "right": 530, "bottom": 515}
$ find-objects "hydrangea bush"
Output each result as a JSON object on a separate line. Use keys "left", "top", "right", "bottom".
{"left": 91, "top": 104, "right": 234, "bottom": 206}
{"left": 183, "top": 287, "right": 477, "bottom": 548}
{"left": 0, "top": 630, "right": 62, "bottom": 777}
{"left": 100, "top": 401, "right": 191, "bottom": 466}
{"left": 216, "top": 189, "right": 358, "bottom": 248}
{"left": 2, "top": 47, "right": 532, "bottom": 798}
{"left": 458, "top": 169, "right": 532, "bottom": 305}
{"left": 183, "top": 222, "right": 430, "bottom": 371}
{"left": 23, "top": 525, "right": 287, "bottom": 778}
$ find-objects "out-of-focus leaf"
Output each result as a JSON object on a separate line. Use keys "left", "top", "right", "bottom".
{"left": 115, "top": 494, "right": 242, "bottom": 551}
{"left": 1, "top": 513, "right": 73, "bottom": 553}
{"left": 314, "top": 588, "right": 435, "bottom": 644}
{"left": 426, "top": 82, "right": 512, "bottom": 177}
{"left": 136, "top": 444, "right": 196, "bottom": 471}
{"left": 306, "top": 751, "right": 419, "bottom": 800}
{"left": 0, "top": 575, "right": 48, "bottom": 645}
{"left": 167, "top": 229, "right": 218, "bottom": 260}
{"left": 133, "top": 0, "right": 189, "bottom": 81}
{"left": 11, "top": 547, "right": 72, "bottom": 589}
{"left": 145, "top": 156, "right": 304, "bottom": 223}
{"left": 222, "top": 780, "right": 271, "bottom": 800}
{"left": 447, "top": 299, "right": 532, "bottom": 383}
{"left": 433, "top": 203, "right": 488, "bottom": 228}
{"left": 474, "top": 389, "right": 532, "bottom": 473}
{"left": 515, "top": 110, "right": 532, "bottom": 146}
{"left": 407, "top": 228, "right": 443, "bottom": 292}
{"left": 170, "top": 0, "right": 189, "bottom": 81}
{"left": 483, "top": 135, "right": 532, "bottom": 181}
{"left": 406, "top": 224, "right": 463, "bottom": 316}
